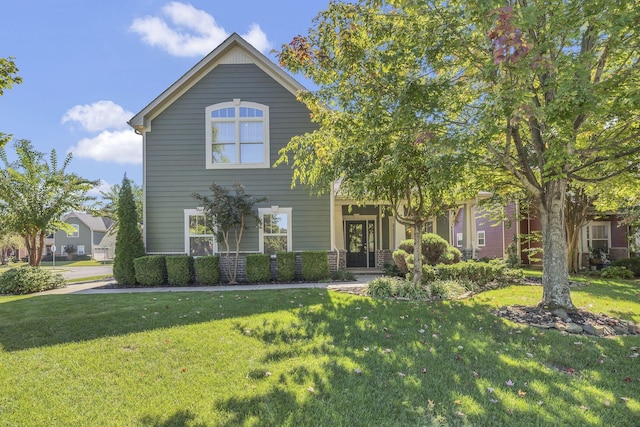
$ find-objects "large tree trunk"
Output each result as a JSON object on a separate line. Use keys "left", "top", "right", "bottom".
{"left": 539, "top": 184, "right": 575, "bottom": 311}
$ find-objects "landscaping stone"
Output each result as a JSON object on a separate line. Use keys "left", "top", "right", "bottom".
{"left": 566, "top": 323, "right": 584, "bottom": 334}
{"left": 494, "top": 305, "right": 629, "bottom": 337}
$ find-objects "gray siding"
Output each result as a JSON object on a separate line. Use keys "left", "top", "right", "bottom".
{"left": 55, "top": 222, "right": 92, "bottom": 255}
{"left": 145, "top": 64, "right": 330, "bottom": 253}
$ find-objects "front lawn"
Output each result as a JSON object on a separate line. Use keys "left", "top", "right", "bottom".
{"left": 0, "top": 281, "right": 638, "bottom": 426}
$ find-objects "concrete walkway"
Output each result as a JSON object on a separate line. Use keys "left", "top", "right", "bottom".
{"left": 38, "top": 275, "right": 380, "bottom": 296}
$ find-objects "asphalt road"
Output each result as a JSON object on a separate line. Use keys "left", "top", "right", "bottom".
{"left": 59, "top": 265, "right": 113, "bottom": 281}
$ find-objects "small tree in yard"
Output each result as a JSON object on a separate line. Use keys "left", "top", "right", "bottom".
{"left": 0, "top": 139, "right": 96, "bottom": 266}
{"left": 113, "top": 175, "right": 145, "bottom": 286}
{"left": 193, "top": 183, "right": 266, "bottom": 284}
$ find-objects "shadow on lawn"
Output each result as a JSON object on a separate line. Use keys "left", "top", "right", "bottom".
{"left": 217, "top": 293, "right": 639, "bottom": 426}
{"left": 140, "top": 409, "right": 208, "bottom": 427}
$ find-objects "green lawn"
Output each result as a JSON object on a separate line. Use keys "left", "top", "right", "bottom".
{"left": 0, "top": 280, "right": 638, "bottom": 426}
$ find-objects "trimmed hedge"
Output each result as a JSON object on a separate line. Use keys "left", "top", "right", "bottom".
{"left": 194, "top": 256, "right": 220, "bottom": 285}
{"left": 133, "top": 255, "right": 167, "bottom": 286}
{"left": 301, "top": 251, "right": 330, "bottom": 281}
{"left": 276, "top": 252, "right": 296, "bottom": 282}
{"left": 0, "top": 267, "right": 66, "bottom": 294}
{"left": 166, "top": 256, "right": 193, "bottom": 286}
{"left": 246, "top": 254, "right": 272, "bottom": 283}
{"left": 601, "top": 266, "right": 635, "bottom": 279}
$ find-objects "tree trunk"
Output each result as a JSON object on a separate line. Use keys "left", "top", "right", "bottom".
{"left": 411, "top": 221, "right": 423, "bottom": 286}
{"left": 539, "top": 186, "right": 575, "bottom": 311}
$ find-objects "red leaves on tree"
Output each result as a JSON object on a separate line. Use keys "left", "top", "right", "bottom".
{"left": 487, "top": 7, "right": 530, "bottom": 65}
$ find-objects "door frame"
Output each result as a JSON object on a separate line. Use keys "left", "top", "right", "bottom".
{"left": 343, "top": 215, "right": 377, "bottom": 268}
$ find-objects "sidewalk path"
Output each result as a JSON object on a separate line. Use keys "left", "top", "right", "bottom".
{"left": 38, "top": 275, "right": 381, "bottom": 296}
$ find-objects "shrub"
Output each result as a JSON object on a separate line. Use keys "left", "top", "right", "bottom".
{"left": 301, "top": 251, "right": 330, "bottom": 281}
{"left": 441, "top": 246, "right": 462, "bottom": 265}
{"left": 431, "top": 280, "right": 469, "bottom": 299}
{"left": 383, "top": 262, "right": 404, "bottom": 277}
{"left": 134, "top": 256, "right": 167, "bottom": 286}
{"left": 0, "top": 267, "right": 66, "bottom": 294}
{"left": 395, "top": 281, "right": 430, "bottom": 300}
{"left": 392, "top": 249, "right": 411, "bottom": 274}
{"left": 421, "top": 233, "right": 450, "bottom": 264}
{"left": 246, "top": 254, "right": 272, "bottom": 283}
{"left": 165, "top": 256, "right": 193, "bottom": 286}
{"left": 276, "top": 252, "right": 296, "bottom": 282}
{"left": 194, "top": 256, "right": 220, "bottom": 285}
{"left": 365, "top": 276, "right": 403, "bottom": 298}
{"left": 435, "top": 261, "right": 522, "bottom": 290}
{"left": 601, "top": 266, "right": 634, "bottom": 280}
{"left": 611, "top": 258, "right": 640, "bottom": 277}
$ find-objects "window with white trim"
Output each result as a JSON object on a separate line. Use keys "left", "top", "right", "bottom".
{"left": 184, "top": 209, "right": 217, "bottom": 256}
{"left": 456, "top": 232, "right": 463, "bottom": 247}
{"left": 477, "top": 230, "right": 486, "bottom": 247}
{"left": 583, "top": 221, "right": 610, "bottom": 254}
{"left": 259, "top": 207, "right": 292, "bottom": 255}
{"left": 67, "top": 224, "right": 79, "bottom": 238}
{"left": 205, "top": 99, "right": 269, "bottom": 169}
{"left": 77, "top": 245, "right": 85, "bottom": 256}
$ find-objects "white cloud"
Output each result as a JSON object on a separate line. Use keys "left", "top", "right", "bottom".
{"left": 69, "top": 130, "right": 142, "bottom": 165}
{"left": 87, "top": 179, "right": 113, "bottom": 198}
{"left": 130, "top": 1, "right": 271, "bottom": 56}
{"left": 62, "top": 100, "right": 133, "bottom": 132}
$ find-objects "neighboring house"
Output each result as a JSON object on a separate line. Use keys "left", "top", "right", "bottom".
{"left": 453, "top": 200, "right": 633, "bottom": 268}
{"left": 129, "top": 33, "right": 452, "bottom": 272}
{"left": 53, "top": 212, "right": 114, "bottom": 260}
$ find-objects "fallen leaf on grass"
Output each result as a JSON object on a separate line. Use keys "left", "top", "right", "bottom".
{"left": 384, "top": 348, "right": 392, "bottom": 353}
{"left": 506, "top": 380, "right": 514, "bottom": 387}
{"left": 518, "top": 390, "right": 527, "bottom": 397}
{"left": 623, "top": 377, "right": 632, "bottom": 382}
{"left": 490, "top": 399, "right": 498, "bottom": 403}
{"left": 308, "top": 387, "right": 315, "bottom": 394}
{"left": 354, "top": 369, "right": 362, "bottom": 375}
{"left": 398, "top": 372, "right": 406, "bottom": 377}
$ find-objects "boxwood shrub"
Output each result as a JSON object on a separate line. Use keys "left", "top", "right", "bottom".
{"left": 194, "top": 256, "right": 220, "bottom": 285}
{"left": 0, "top": 267, "right": 66, "bottom": 295}
{"left": 165, "top": 256, "right": 193, "bottom": 286}
{"left": 301, "top": 251, "right": 330, "bottom": 282}
{"left": 133, "top": 255, "right": 167, "bottom": 286}
{"left": 246, "top": 254, "right": 272, "bottom": 283}
{"left": 276, "top": 252, "right": 296, "bottom": 282}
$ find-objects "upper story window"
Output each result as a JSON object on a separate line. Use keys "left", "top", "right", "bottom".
{"left": 67, "top": 224, "right": 79, "bottom": 238}
{"left": 205, "top": 99, "right": 269, "bottom": 169}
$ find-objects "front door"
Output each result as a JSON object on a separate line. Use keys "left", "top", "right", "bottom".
{"left": 346, "top": 220, "right": 376, "bottom": 268}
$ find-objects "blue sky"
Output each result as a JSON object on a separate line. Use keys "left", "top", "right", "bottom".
{"left": 0, "top": 0, "right": 329, "bottom": 197}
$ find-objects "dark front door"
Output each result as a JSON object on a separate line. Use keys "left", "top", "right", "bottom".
{"left": 346, "top": 221, "right": 367, "bottom": 267}
{"left": 346, "top": 220, "right": 376, "bottom": 268}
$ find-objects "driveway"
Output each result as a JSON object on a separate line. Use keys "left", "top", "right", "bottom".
{"left": 59, "top": 265, "right": 113, "bottom": 281}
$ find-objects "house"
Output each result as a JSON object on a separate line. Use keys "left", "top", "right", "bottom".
{"left": 129, "top": 33, "right": 463, "bottom": 273}
{"left": 52, "top": 212, "right": 114, "bottom": 260}
{"left": 453, "top": 200, "right": 633, "bottom": 268}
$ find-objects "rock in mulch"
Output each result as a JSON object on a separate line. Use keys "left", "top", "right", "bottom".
{"left": 494, "top": 305, "right": 639, "bottom": 337}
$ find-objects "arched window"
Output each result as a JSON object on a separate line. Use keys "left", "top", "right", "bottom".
{"left": 205, "top": 99, "right": 269, "bottom": 169}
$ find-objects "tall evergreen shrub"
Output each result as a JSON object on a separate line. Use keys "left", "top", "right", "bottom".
{"left": 113, "top": 175, "right": 145, "bottom": 286}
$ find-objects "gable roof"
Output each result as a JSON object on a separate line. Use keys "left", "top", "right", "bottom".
{"left": 63, "top": 212, "right": 113, "bottom": 232}
{"left": 128, "top": 33, "right": 307, "bottom": 133}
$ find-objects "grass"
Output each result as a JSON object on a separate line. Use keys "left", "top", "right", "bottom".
{"left": 0, "top": 281, "right": 638, "bottom": 426}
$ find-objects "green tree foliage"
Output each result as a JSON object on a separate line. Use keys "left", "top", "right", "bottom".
{"left": 98, "top": 179, "right": 143, "bottom": 235}
{"left": 113, "top": 175, "right": 145, "bottom": 286}
{"left": 0, "top": 140, "right": 96, "bottom": 266}
{"left": 193, "top": 183, "right": 266, "bottom": 284}
{"left": 283, "top": 0, "right": 640, "bottom": 311}
{"left": 277, "top": 2, "right": 476, "bottom": 290}
{"left": 0, "top": 57, "right": 22, "bottom": 147}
